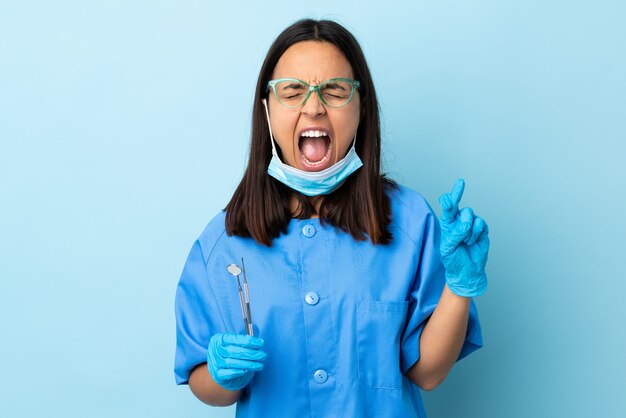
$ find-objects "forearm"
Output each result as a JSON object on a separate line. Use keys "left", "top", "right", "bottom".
{"left": 189, "top": 363, "right": 242, "bottom": 406}
{"left": 406, "top": 284, "right": 470, "bottom": 390}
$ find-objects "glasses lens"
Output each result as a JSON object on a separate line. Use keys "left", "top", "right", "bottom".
{"left": 274, "top": 80, "right": 308, "bottom": 107}
{"left": 320, "top": 80, "right": 354, "bottom": 107}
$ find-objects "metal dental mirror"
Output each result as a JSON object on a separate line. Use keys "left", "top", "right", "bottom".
{"left": 226, "top": 262, "right": 254, "bottom": 336}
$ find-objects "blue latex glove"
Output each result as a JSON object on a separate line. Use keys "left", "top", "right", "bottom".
{"left": 207, "top": 333, "right": 267, "bottom": 391}
{"left": 438, "top": 178, "right": 490, "bottom": 297}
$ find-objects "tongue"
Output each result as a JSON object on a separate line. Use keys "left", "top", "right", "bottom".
{"left": 300, "top": 137, "right": 328, "bottom": 162}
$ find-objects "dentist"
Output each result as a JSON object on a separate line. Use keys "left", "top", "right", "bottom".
{"left": 175, "top": 18, "right": 489, "bottom": 418}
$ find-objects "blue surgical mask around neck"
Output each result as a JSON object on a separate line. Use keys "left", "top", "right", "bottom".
{"left": 262, "top": 98, "right": 363, "bottom": 197}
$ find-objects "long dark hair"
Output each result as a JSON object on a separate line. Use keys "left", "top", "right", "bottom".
{"left": 225, "top": 18, "right": 397, "bottom": 247}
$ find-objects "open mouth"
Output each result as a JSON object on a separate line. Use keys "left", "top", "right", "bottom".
{"left": 297, "top": 130, "right": 333, "bottom": 171}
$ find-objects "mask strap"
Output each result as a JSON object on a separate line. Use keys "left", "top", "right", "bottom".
{"left": 262, "top": 98, "right": 278, "bottom": 155}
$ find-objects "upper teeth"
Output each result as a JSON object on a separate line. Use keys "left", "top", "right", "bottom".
{"left": 301, "top": 130, "right": 328, "bottom": 137}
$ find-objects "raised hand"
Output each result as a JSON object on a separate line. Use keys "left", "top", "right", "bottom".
{"left": 437, "top": 178, "right": 490, "bottom": 297}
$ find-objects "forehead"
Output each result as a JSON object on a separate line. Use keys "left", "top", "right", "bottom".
{"left": 272, "top": 40, "right": 354, "bottom": 82}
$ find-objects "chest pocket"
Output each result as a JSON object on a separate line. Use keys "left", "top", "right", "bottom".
{"left": 356, "top": 300, "right": 409, "bottom": 390}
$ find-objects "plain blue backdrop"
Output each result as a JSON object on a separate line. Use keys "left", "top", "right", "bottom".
{"left": 1, "top": 1, "right": 625, "bottom": 417}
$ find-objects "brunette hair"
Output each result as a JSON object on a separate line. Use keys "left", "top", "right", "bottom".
{"left": 225, "top": 18, "right": 397, "bottom": 247}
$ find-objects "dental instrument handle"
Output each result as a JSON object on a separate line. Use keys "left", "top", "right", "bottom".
{"left": 240, "top": 257, "right": 254, "bottom": 336}
{"left": 236, "top": 280, "right": 250, "bottom": 334}
{"left": 244, "top": 282, "right": 254, "bottom": 336}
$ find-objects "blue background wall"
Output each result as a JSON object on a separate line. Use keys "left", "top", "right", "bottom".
{"left": 1, "top": 1, "right": 624, "bottom": 417}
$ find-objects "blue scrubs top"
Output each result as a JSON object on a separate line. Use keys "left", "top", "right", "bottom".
{"left": 174, "top": 184, "right": 483, "bottom": 418}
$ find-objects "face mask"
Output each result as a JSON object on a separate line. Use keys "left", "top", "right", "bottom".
{"left": 262, "top": 98, "right": 363, "bottom": 197}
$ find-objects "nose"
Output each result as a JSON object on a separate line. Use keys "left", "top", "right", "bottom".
{"left": 300, "top": 89, "right": 326, "bottom": 117}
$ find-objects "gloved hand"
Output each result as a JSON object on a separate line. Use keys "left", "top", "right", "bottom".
{"left": 207, "top": 333, "right": 267, "bottom": 391}
{"left": 438, "top": 178, "right": 490, "bottom": 297}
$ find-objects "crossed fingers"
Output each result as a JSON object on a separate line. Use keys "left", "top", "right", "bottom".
{"left": 438, "top": 178, "right": 489, "bottom": 246}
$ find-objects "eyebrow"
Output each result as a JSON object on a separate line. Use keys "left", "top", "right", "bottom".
{"left": 324, "top": 82, "right": 347, "bottom": 90}
{"left": 282, "top": 82, "right": 306, "bottom": 89}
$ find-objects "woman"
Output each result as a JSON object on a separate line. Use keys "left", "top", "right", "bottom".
{"left": 175, "top": 18, "right": 489, "bottom": 418}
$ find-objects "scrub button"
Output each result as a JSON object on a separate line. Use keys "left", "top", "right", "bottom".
{"left": 302, "top": 224, "right": 316, "bottom": 237}
{"left": 313, "top": 369, "right": 328, "bottom": 383}
{"left": 305, "top": 291, "right": 319, "bottom": 305}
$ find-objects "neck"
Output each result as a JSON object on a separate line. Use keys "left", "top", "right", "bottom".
{"left": 290, "top": 195, "right": 323, "bottom": 219}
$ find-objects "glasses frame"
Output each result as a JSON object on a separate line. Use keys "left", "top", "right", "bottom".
{"left": 266, "top": 77, "right": 361, "bottom": 109}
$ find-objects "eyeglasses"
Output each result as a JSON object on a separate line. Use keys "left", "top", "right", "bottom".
{"left": 266, "top": 77, "right": 361, "bottom": 109}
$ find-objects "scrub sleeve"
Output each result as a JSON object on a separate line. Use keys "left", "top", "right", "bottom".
{"left": 174, "top": 239, "right": 224, "bottom": 385}
{"left": 399, "top": 204, "right": 483, "bottom": 375}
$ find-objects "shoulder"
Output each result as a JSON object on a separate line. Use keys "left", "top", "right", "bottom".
{"left": 387, "top": 183, "right": 436, "bottom": 219}
{"left": 386, "top": 183, "right": 439, "bottom": 245}
{"left": 195, "top": 210, "right": 228, "bottom": 263}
